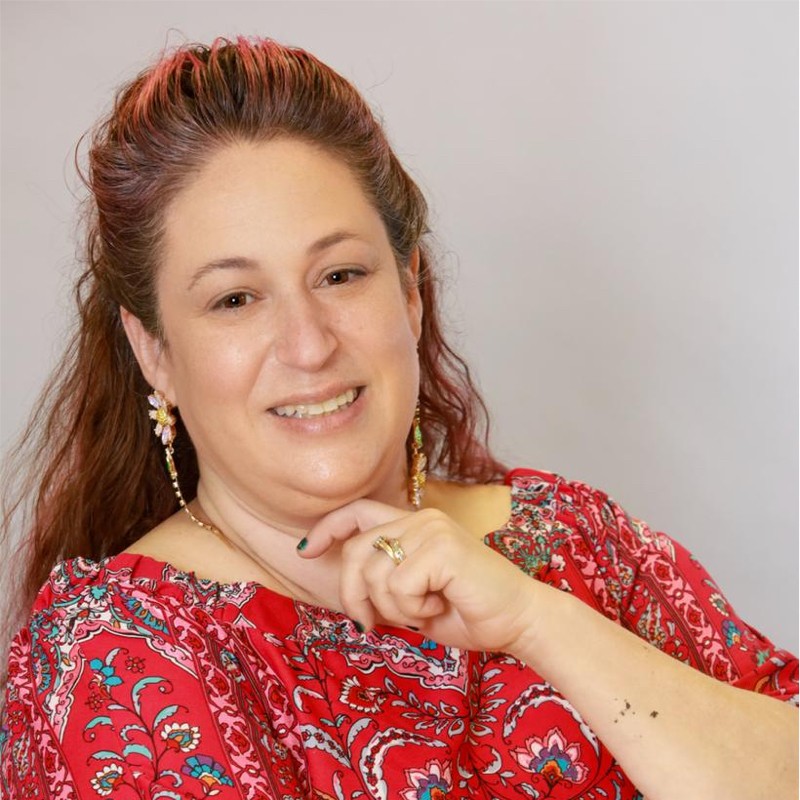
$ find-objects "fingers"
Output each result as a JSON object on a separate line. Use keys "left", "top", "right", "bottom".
{"left": 337, "top": 516, "right": 452, "bottom": 630}
{"left": 296, "top": 501, "right": 461, "bottom": 633}
{"left": 298, "top": 499, "right": 408, "bottom": 558}
{"left": 336, "top": 532, "right": 391, "bottom": 629}
{"left": 340, "top": 551, "right": 448, "bottom": 631}
{"left": 335, "top": 522, "right": 418, "bottom": 629}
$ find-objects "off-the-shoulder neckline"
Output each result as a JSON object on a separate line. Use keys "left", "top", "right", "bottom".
{"left": 72, "top": 470, "right": 560, "bottom": 611}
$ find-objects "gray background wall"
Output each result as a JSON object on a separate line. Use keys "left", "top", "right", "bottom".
{"left": 1, "top": 1, "right": 797, "bottom": 653}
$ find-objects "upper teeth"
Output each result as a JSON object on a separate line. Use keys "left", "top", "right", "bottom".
{"left": 273, "top": 388, "right": 358, "bottom": 418}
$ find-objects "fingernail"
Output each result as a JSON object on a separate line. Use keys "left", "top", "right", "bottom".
{"left": 354, "top": 621, "right": 365, "bottom": 634}
{"left": 296, "top": 537, "right": 308, "bottom": 552}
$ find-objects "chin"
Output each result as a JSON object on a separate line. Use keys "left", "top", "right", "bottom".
{"left": 281, "top": 454, "right": 404, "bottom": 509}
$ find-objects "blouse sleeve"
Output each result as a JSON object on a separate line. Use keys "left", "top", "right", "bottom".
{"left": 566, "top": 477, "right": 799, "bottom": 704}
{"left": 0, "top": 563, "right": 285, "bottom": 799}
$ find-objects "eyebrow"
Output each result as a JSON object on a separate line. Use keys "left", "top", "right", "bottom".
{"left": 186, "top": 230, "right": 364, "bottom": 291}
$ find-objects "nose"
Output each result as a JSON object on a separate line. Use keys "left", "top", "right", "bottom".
{"left": 272, "top": 292, "right": 338, "bottom": 371}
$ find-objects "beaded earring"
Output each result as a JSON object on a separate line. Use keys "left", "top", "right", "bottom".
{"left": 147, "top": 390, "right": 220, "bottom": 535}
{"left": 408, "top": 402, "right": 427, "bottom": 509}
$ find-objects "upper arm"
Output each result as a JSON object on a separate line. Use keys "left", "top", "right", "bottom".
{"left": 1, "top": 579, "right": 298, "bottom": 798}
{"left": 577, "top": 484, "right": 798, "bottom": 704}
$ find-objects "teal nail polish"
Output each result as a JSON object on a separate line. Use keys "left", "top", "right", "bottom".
{"left": 354, "top": 621, "right": 365, "bottom": 634}
{"left": 296, "top": 537, "right": 308, "bottom": 551}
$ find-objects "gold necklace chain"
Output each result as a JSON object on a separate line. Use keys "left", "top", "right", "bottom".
{"left": 165, "top": 444, "right": 225, "bottom": 537}
{"left": 181, "top": 503, "right": 223, "bottom": 537}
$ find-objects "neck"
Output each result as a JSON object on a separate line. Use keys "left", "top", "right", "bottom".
{"left": 190, "top": 469, "right": 412, "bottom": 607}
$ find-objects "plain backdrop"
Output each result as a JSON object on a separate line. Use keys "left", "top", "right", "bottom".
{"left": 1, "top": 1, "right": 797, "bottom": 652}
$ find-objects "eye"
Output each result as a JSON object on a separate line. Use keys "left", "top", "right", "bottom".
{"left": 214, "top": 291, "right": 254, "bottom": 310}
{"left": 325, "top": 269, "right": 350, "bottom": 286}
{"left": 324, "top": 270, "right": 353, "bottom": 286}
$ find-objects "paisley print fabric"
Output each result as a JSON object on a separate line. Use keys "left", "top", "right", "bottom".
{"left": 2, "top": 469, "right": 796, "bottom": 798}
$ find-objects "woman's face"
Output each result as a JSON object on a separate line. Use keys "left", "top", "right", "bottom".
{"left": 138, "top": 139, "right": 422, "bottom": 525}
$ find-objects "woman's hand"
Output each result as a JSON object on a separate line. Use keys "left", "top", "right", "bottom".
{"left": 299, "top": 500, "right": 799, "bottom": 800}
{"left": 297, "top": 499, "right": 547, "bottom": 654}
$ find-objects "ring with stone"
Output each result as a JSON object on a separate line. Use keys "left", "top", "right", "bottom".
{"left": 372, "top": 535, "right": 407, "bottom": 566}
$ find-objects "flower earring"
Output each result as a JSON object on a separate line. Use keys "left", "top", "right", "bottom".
{"left": 408, "top": 402, "right": 427, "bottom": 510}
{"left": 147, "top": 390, "right": 220, "bottom": 535}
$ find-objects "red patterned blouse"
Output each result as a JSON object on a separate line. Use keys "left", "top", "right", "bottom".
{"left": 2, "top": 469, "right": 797, "bottom": 799}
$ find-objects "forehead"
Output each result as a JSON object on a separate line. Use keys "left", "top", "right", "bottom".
{"left": 160, "top": 139, "right": 388, "bottom": 272}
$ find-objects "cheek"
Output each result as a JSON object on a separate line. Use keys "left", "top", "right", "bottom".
{"left": 364, "top": 303, "right": 421, "bottom": 389}
{"left": 350, "top": 287, "right": 420, "bottom": 351}
{"left": 168, "top": 332, "right": 264, "bottom": 408}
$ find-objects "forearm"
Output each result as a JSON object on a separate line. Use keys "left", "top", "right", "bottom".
{"left": 513, "top": 584, "right": 798, "bottom": 800}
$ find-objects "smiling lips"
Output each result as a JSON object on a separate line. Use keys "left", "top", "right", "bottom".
{"left": 271, "top": 387, "right": 360, "bottom": 419}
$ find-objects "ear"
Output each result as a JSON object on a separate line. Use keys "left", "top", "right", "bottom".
{"left": 405, "top": 247, "right": 423, "bottom": 342}
{"left": 120, "top": 307, "right": 177, "bottom": 403}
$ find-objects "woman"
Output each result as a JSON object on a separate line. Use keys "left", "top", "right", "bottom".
{"left": 0, "top": 37, "right": 796, "bottom": 800}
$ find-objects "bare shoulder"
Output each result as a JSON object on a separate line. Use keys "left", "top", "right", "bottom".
{"left": 122, "top": 514, "right": 201, "bottom": 566}
{"left": 423, "top": 480, "right": 511, "bottom": 539}
{"left": 121, "top": 513, "right": 256, "bottom": 584}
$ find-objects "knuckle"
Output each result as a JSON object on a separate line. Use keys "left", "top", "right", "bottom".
{"left": 364, "top": 570, "right": 384, "bottom": 590}
{"left": 418, "top": 507, "right": 447, "bottom": 525}
{"left": 417, "top": 509, "right": 456, "bottom": 540}
{"left": 386, "top": 568, "right": 406, "bottom": 593}
{"left": 340, "top": 536, "right": 360, "bottom": 557}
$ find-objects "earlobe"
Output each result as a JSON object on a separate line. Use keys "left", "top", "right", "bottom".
{"left": 119, "top": 307, "right": 176, "bottom": 402}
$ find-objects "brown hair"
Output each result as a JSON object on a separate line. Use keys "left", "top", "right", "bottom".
{"left": 1, "top": 37, "right": 505, "bottom": 640}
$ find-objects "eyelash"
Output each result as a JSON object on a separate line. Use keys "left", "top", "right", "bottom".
{"left": 211, "top": 268, "right": 367, "bottom": 311}
{"left": 214, "top": 291, "right": 255, "bottom": 311}
{"left": 321, "top": 267, "right": 366, "bottom": 286}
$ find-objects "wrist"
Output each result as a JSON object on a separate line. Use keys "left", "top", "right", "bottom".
{"left": 505, "top": 576, "right": 570, "bottom": 667}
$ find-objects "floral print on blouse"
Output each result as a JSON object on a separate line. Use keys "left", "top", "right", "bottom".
{"left": 1, "top": 469, "right": 797, "bottom": 799}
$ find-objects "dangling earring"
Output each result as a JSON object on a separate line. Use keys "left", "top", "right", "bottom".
{"left": 408, "top": 402, "right": 427, "bottom": 509}
{"left": 147, "top": 390, "right": 220, "bottom": 536}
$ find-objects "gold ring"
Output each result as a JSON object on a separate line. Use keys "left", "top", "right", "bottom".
{"left": 372, "top": 535, "right": 406, "bottom": 566}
